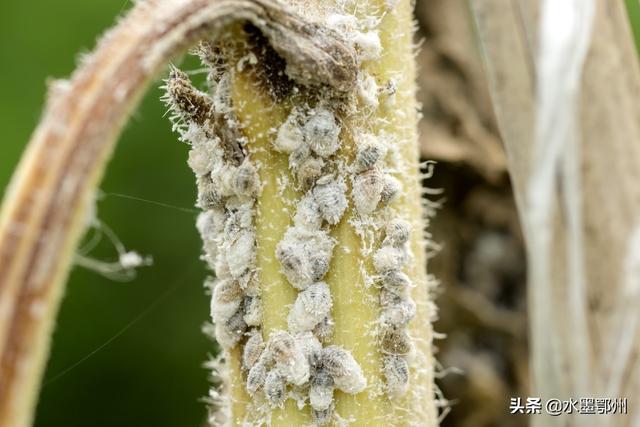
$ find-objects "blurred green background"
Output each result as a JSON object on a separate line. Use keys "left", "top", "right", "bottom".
{"left": 0, "top": 1, "right": 213, "bottom": 426}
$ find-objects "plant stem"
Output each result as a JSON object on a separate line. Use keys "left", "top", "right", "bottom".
{"left": 0, "top": 2, "right": 355, "bottom": 426}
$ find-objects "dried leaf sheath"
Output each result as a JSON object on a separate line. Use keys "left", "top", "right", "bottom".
{"left": 0, "top": 2, "right": 356, "bottom": 426}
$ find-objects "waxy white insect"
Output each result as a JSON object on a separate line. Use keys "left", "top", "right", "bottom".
{"left": 383, "top": 220, "right": 411, "bottom": 247}
{"left": 264, "top": 369, "right": 286, "bottom": 407}
{"left": 288, "top": 282, "right": 332, "bottom": 332}
{"left": 380, "top": 299, "right": 416, "bottom": 327}
{"left": 379, "top": 324, "right": 413, "bottom": 355}
{"left": 196, "top": 176, "right": 224, "bottom": 210}
{"left": 225, "top": 229, "right": 256, "bottom": 278}
{"left": 380, "top": 174, "right": 402, "bottom": 206}
{"left": 242, "top": 330, "right": 265, "bottom": 370}
{"left": 214, "top": 310, "right": 247, "bottom": 350}
{"left": 267, "top": 330, "right": 311, "bottom": 386}
{"left": 234, "top": 158, "right": 260, "bottom": 197}
{"left": 293, "top": 193, "right": 323, "bottom": 230}
{"left": 275, "top": 108, "right": 305, "bottom": 153}
{"left": 352, "top": 168, "right": 384, "bottom": 215}
{"left": 311, "top": 402, "right": 335, "bottom": 427}
{"left": 319, "top": 346, "right": 367, "bottom": 394}
{"left": 243, "top": 295, "right": 263, "bottom": 327}
{"left": 313, "top": 316, "right": 335, "bottom": 344}
{"left": 276, "top": 227, "right": 334, "bottom": 289}
{"left": 246, "top": 361, "right": 267, "bottom": 394}
{"left": 373, "top": 245, "right": 409, "bottom": 273}
{"left": 357, "top": 72, "right": 379, "bottom": 108}
{"left": 383, "top": 355, "right": 409, "bottom": 398}
{"left": 210, "top": 278, "right": 243, "bottom": 323}
{"left": 296, "top": 156, "right": 325, "bottom": 190}
{"left": 380, "top": 270, "right": 412, "bottom": 290}
{"left": 304, "top": 107, "right": 341, "bottom": 158}
{"left": 309, "top": 370, "right": 335, "bottom": 411}
{"left": 293, "top": 331, "right": 322, "bottom": 363}
{"left": 312, "top": 175, "right": 348, "bottom": 225}
{"left": 212, "top": 72, "right": 233, "bottom": 114}
{"left": 355, "top": 135, "right": 387, "bottom": 170}
{"left": 187, "top": 141, "right": 216, "bottom": 176}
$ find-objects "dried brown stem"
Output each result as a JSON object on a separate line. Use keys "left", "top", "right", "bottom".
{"left": 0, "top": 2, "right": 355, "bottom": 426}
{"left": 470, "top": 1, "right": 640, "bottom": 426}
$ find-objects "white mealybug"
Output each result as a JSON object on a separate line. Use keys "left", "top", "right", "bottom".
{"left": 380, "top": 174, "right": 402, "bottom": 206}
{"left": 196, "top": 176, "right": 224, "bottom": 209}
{"left": 212, "top": 249, "right": 231, "bottom": 279}
{"left": 313, "top": 316, "right": 334, "bottom": 344}
{"left": 276, "top": 227, "right": 334, "bottom": 289}
{"left": 380, "top": 299, "right": 416, "bottom": 327}
{"left": 294, "top": 193, "right": 323, "bottom": 230}
{"left": 303, "top": 107, "right": 341, "bottom": 158}
{"left": 213, "top": 163, "right": 238, "bottom": 198}
{"left": 355, "top": 135, "right": 388, "bottom": 171}
{"left": 320, "top": 346, "right": 367, "bottom": 394}
{"left": 379, "top": 324, "right": 412, "bottom": 356}
{"left": 293, "top": 331, "right": 322, "bottom": 362}
{"left": 274, "top": 108, "right": 305, "bottom": 153}
{"left": 352, "top": 168, "right": 384, "bottom": 215}
{"left": 357, "top": 73, "right": 379, "bottom": 108}
{"left": 242, "top": 330, "right": 265, "bottom": 371}
{"left": 225, "top": 229, "right": 256, "bottom": 278}
{"left": 312, "top": 402, "right": 335, "bottom": 427}
{"left": 187, "top": 141, "right": 215, "bottom": 176}
{"left": 243, "top": 295, "right": 262, "bottom": 327}
{"left": 196, "top": 208, "right": 226, "bottom": 240}
{"left": 373, "top": 245, "right": 409, "bottom": 273}
{"left": 196, "top": 209, "right": 225, "bottom": 261}
{"left": 309, "top": 370, "right": 335, "bottom": 411}
{"left": 379, "top": 286, "right": 410, "bottom": 307}
{"left": 264, "top": 369, "right": 286, "bottom": 407}
{"left": 288, "top": 282, "right": 332, "bottom": 332}
{"left": 288, "top": 143, "right": 311, "bottom": 171}
{"left": 210, "top": 279, "right": 243, "bottom": 323}
{"left": 233, "top": 158, "right": 260, "bottom": 197}
{"left": 352, "top": 30, "right": 382, "bottom": 62}
{"left": 383, "top": 355, "right": 409, "bottom": 398}
{"left": 246, "top": 360, "right": 267, "bottom": 394}
{"left": 380, "top": 270, "right": 412, "bottom": 290}
{"left": 296, "top": 156, "right": 325, "bottom": 190}
{"left": 224, "top": 199, "right": 254, "bottom": 232}
{"left": 238, "top": 271, "right": 260, "bottom": 297}
{"left": 312, "top": 175, "right": 348, "bottom": 225}
{"left": 383, "top": 220, "right": 411, "bottom": 247}
{"left": 268, "top": 330, "right": 311, "bottom": 386}
{"left": 214, "top": 311, "right": 246, "bottom": 350}
{"left": 212, "top": 71, "right": 233, "bottom": 114}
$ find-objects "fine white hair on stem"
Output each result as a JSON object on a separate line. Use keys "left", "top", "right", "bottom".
{"left": 529, "top": 0, "right": 595, "bottom": 403}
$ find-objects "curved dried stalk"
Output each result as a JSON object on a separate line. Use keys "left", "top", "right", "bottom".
{"left": 0, "top": 1, "right": 355, "bottom": 426}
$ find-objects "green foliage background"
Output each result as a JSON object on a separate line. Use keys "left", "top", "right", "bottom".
{"left": 0, "top": 1, "right": 212, "bottom": 426}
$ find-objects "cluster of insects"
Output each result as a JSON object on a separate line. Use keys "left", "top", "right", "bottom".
{"left": 374, "top": 220, "right": 415, "bottom": 397}
{"left": 162, "top": 3, "right": 419, "bottom": 421}
{"left": 349, "top": 116, "right": 414, "bottom": 399}
{"left": 163, "top": 64, "right": 263, "bottom": 353}
{"left": 273, "top": 102, "right": 369, "bottom": 425}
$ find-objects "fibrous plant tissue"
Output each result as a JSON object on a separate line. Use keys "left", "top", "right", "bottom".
{"left": 162, "top": 1, "right": 428, "bottom": 425}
